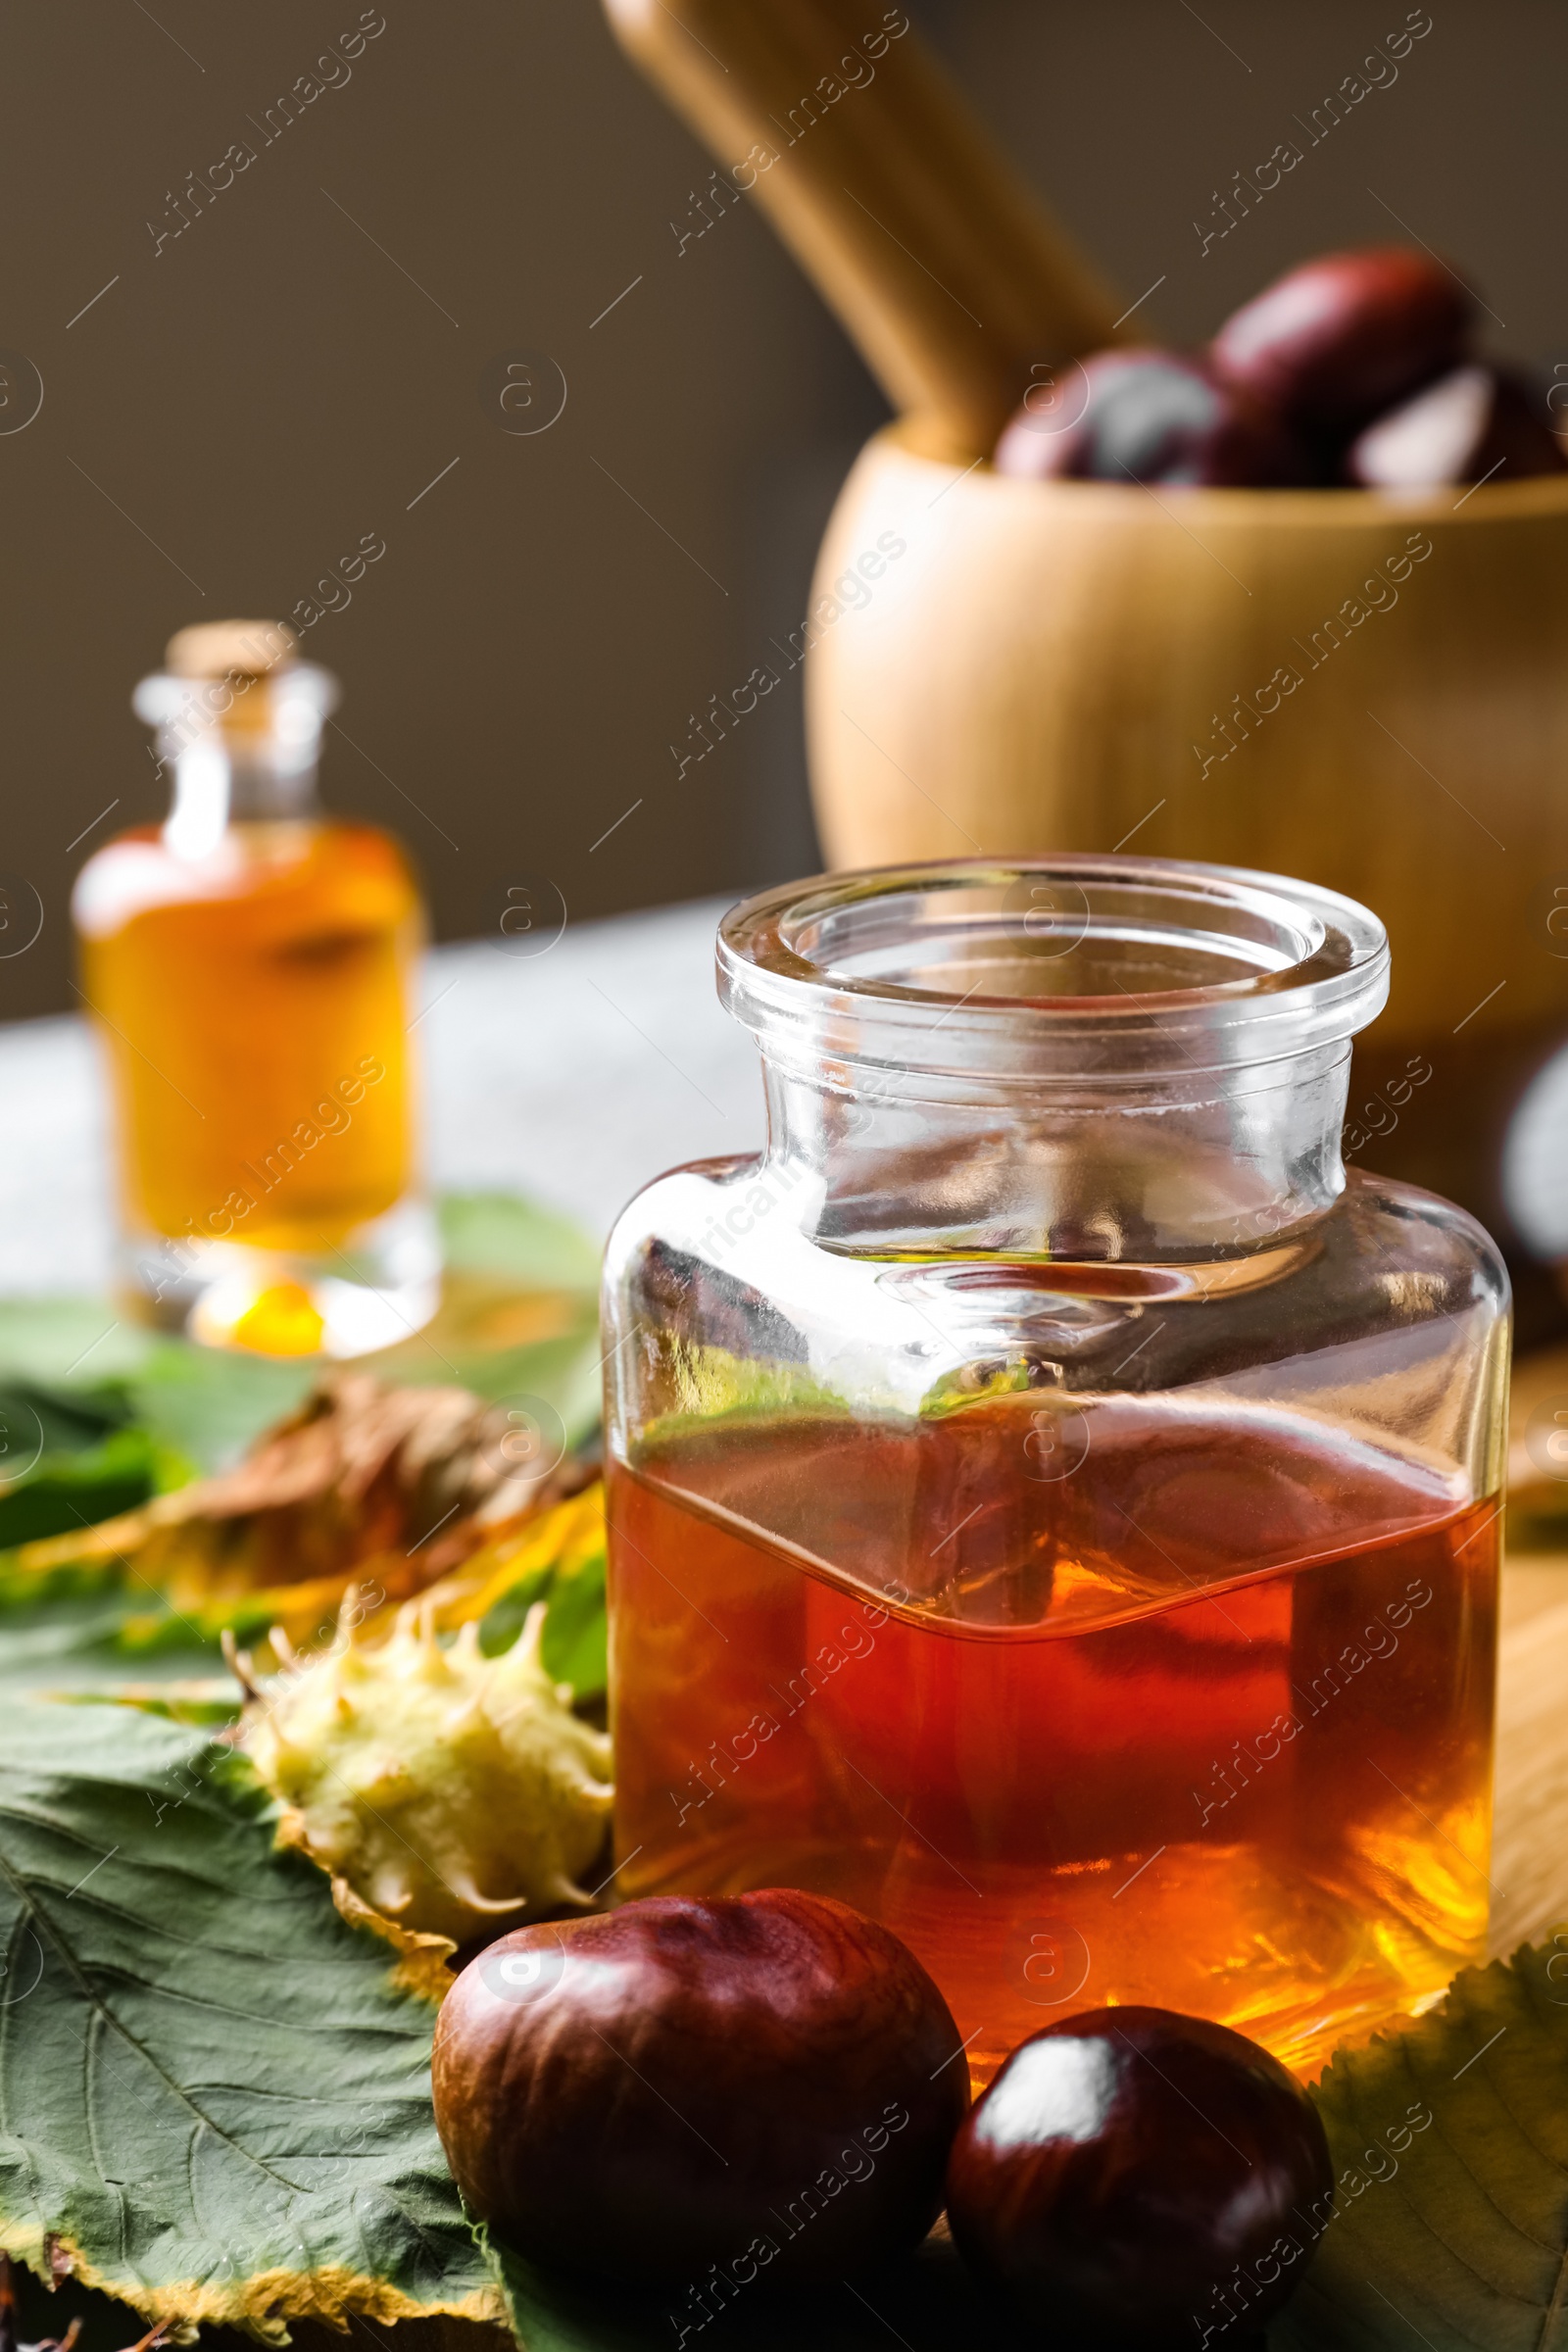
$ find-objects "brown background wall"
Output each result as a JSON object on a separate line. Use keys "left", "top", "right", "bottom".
{"left": 0, "top": 0, "right": 1559, "bottom": 1019}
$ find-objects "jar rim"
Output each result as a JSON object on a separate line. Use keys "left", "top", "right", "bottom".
{"left": 717, "top": 856, "right": 1390, "bottom": 1086}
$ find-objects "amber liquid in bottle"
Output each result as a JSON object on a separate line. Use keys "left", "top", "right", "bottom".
{"left": 608, "top": 1397, "right": 1497, "bottom": 2082}
{"left": 79, "top": 821, "right": 418, "bottom": 1253}
{"left": 74, "top": 625, "right": 429, "bottom": 1351}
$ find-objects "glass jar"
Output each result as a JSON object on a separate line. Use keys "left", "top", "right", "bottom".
{"left": 73, "top": 620, "right": 435, "bottom": 1358}
{"left": 602, "top": 858, "right": 1508, "bottom": 2082}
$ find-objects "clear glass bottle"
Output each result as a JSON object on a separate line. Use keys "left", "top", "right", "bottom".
{"left": 73, "top": 620, "right": 437, "bottom": 1357}
{"left": 602, "top": 858, "right": 1507, "bottom": 2082}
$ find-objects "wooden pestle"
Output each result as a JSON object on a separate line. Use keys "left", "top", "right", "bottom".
{"left": 601, "top": 0, "right": 1128, "bottom": 456}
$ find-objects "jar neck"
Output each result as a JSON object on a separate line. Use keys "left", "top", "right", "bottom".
{"left": 720, "top": 859, "right": 1390, "bottom": 1261}
{"left": 760, "top": 1042, "right": 1353, "bottom": 1261}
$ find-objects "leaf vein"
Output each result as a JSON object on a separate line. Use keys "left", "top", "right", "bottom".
{"left": 0, "top": 1814, "right": 305, "bottom": 2194}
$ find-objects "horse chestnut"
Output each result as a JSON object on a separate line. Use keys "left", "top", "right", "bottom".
{"left": 432, "top": 1888, "right": 969, "bottom": 2287}
{"left": 946, "top": 2007, "right": 1333, "bottom": 2347}
{"left": 1209, "top": 245, "right": 1471, "bottom": 434}
{"left": 995, "top": 349, "right": 1308, "bottom": 485}
{"left": 1348, "top": 362, "right": 1566, "bottom": 487}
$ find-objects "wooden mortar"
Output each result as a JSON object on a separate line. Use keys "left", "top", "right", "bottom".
{"left": 808, "top": 429, "right": 1568, "bottom": 1033}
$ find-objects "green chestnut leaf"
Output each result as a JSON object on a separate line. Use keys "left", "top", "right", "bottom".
{"left": 1278, "top": 1935, "right": 1568, "bottom": 2351}
{"left": 0, "top": 1698, "right": 498, "bottom": 2341}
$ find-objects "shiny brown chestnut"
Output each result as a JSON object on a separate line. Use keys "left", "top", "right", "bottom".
{"left": 946, "top": 2007, "right": 1333, "bottom": 2347}
{"left": 1348, "top": 362, "right": 1567, "bottom": 487}
{"left": 995, "top": 348, "right": 1311, "bottom": 485}
{"left": 1209, "top": 245, "right": 1471, "bottom": 433}
{"left": 432, "top": 1888, "right": 969, "bottom": 2287}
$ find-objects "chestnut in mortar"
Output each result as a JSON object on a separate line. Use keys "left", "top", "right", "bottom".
{"left": 1209, "top": 244, "right": 1471, "bottom": 435}
{"left": 432, "top": 1888, "right": 969, "bottom": 2287}
{"left": 946, "top": 2006, "right": 1333, "bottom": 2347}
{"left": 995, "top": 348, "right": 1310, "bottom": 486}
{"left": 1348, "top": 362, "right": 1567, "bottom": 487}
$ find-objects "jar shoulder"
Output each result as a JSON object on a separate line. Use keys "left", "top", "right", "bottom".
{"left": 1331, "top": 1167, "right": 1510, "bottom": 1318}
{"left": 602, "top": 1156, "right": 1508, "bottom": 1504}
{"left": 603, "top": 1152, "right": 779, "bottom": 1289}
{"left": 604, "top": 1157, "right": 1510, "bottom": 1340}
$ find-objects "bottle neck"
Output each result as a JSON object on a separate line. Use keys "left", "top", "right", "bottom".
{"left": 164, "top": 736, "right": 321, "bottom": 856}
{"left": 136, "top": 662, "right": 336, "bottom": 858}
{"left": 758, "top": 1041, "right": 1353, "bottom": 1262}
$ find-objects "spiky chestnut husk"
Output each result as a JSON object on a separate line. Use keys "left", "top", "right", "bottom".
{"left": 237, "top": 1594, "right": 612, "bottom": 1942}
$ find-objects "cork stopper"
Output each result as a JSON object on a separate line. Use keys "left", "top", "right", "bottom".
{"left": 164, "top": 619, "right": 296, "bottom": 679}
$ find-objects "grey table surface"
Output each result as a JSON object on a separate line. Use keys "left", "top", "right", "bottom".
{"left": 0, "top": 897, "right": 764, "bottom": 1296}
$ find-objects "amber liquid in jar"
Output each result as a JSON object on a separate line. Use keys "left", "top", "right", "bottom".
{"left": 79, "top": 819, "right": 419, "bottom": 1256}
{"left": 609, "top": 1397, "right": 1497, "bottom": 2082}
